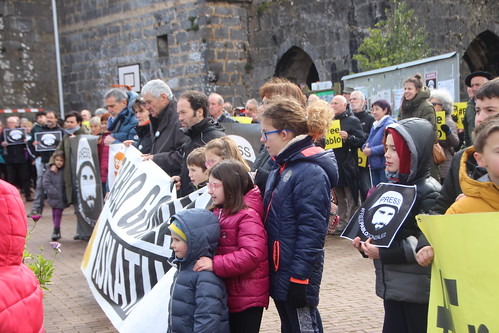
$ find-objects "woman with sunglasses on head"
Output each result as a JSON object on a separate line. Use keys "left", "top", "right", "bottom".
{"left": 260, "top": 96, "right": 338, "bottom": 333}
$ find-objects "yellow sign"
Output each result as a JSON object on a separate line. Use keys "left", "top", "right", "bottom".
{"left": 325, "top": 120, "right": 342, "bottom": 150}
{"left": 436, "top": 111, "right": 446, "bottom": 140}
{"left": 417, "top": 213, "right": 499, "bottom": 333}
{"left": 452, "top": 102, "right": 467, "bottom": 130}
{"left": 358, "top": 148, "right": 367, "bottom": 167}
{"left": 232, "top": 116, "right": 253, "bottom": 124}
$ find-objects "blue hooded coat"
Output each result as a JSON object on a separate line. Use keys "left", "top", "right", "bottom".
{"left": 167, "top": 208, "right": 230, "bottom": 333}
{"left": 263, "top": 135, "right": 338, "bottom": 306}
{"left": 107, "top": 91, "right": 139, "bottom": 143}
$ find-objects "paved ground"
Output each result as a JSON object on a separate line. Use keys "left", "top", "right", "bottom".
{"left": 24, "top": 201, "right": 384, "bottom": 332}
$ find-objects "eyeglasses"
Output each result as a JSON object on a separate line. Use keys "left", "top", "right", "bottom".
{"left": 261, "top": 129, "right": 282, "bottom": 140}
{"left": 431, "top": 102, "right": 442, "bottom": 106}
{"left": 207, "top": 182, "right": 223, "bottom": 190}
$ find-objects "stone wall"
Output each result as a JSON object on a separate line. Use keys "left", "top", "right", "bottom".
{"left": 1, "top": 0, "right": 498, "bottom": 114}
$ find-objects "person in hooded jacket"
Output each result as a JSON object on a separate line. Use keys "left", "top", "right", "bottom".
{"left": 352, "top": 118, "right": 441, "bottom": 333}
{"left": 167, "top": 208, "right": 230, "bottom": 333}
{"left": 0, "top": 179, "right": 44, "bottom": 332}
{"left": 398, "top": 73, "right": 439, "bottom": 181}
{"left": 194, "top": 160, "right": 269, "bottom": 333}
{"left": 104, "top": 88, "right": 139, "bottom": 145}
{"left": 261, "top": 97, "right": 338, "bottom": 333}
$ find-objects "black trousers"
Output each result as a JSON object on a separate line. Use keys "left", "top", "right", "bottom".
{"left": 383, "top": 299, "right": 428, "bottom": 333}
{"left": 229, "top": 307, "right": 264, "bottom": 333}
{"left": 274, "top": 301, "right": 323, "bottom": 333}
{"left": 6, "top": 162, "right": 31, "bottom": 197}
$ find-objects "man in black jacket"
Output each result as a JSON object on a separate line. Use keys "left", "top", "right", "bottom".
{"left": 176, "top": 91, "right": 225, "bottom": 196}
{"left": 141, "top": 79, "right": 188, "bottom": 176}
{"left": 331, "top": 95, "right": 366, "bottom": 233}
{"left": 351, "top": 91, "right": 374, "bottom": 202}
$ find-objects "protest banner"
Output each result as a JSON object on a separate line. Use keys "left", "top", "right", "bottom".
{"left": 107, "top": 143, "right": 127, "bottom": 190}
{"left": 82, "top": 145, "right": 211, "bottom": 332}
{"left": 3, "top": 127, "right": 26, "bottom": 145}
{"left": 232, "top": 116, "right": 253, "bottom": 124}
{"left": 34, "top": 131, "right": 62, "bottom": 151}
{"left": 70, "top": 135, "right": 103, "bottom": 234}
{"left": 341, "top": 183, "right": 416, "bottom": 247}
{"left": 221, "top": 122, "right": 261, "bottom": 168}
{"left": 417, "top": 213, "right": 499, "bottom": 333}
{"left": 325, "top": 120, "right": 342, "bottom": 150}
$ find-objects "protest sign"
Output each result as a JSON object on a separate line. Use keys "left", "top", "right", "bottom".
{"left": 436, "top": 111, "right": 446, "bottom": 140}
{"left": 70, "top": 135, "right": 103, "bottom": 234}
{"left": 325, "top": 120, "right": 342, "bottom": 150}
{"left": 3, "top": 128, "right": 26, "bottom": 145}
{"left": 34, "top": 131, "right": 62, "bottom": 151}
{"left": 418, "top": 213, "right": 499, "bottom": 333}
{"left": 107, "top": 143, "right": 127, "bottom": 190}
{"left": 222, "top": 122, "right": 261, "bottom": 168}
{"left": 341, "top": 183, "right": 416, "bottom": 247}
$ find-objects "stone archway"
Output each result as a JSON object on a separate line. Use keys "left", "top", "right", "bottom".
{"left": 274, "top": 46, "right": 319, "bottom": 90}
{"left": 463, "top": 30, "right": 499, "bottom": 74}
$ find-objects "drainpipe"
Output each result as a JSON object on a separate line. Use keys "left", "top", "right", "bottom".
{"left": 51, "top": 0, "right": 65, "bottom": 119}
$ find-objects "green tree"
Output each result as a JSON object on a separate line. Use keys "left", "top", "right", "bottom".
{"left": 353, "top": 0, "right": 431, "bottom": 71}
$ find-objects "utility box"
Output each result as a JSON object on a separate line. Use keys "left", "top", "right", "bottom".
{"left": 342, "top": 52, "right": 460, "bottom": 119}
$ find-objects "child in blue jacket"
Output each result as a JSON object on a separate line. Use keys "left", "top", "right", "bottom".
{"left": 167, "top": 208, "right": 230, "bottom": 333}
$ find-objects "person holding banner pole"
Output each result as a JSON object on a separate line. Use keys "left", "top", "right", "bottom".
{"left": 261, "top": 97, "right": 338, "bottom": 333}
{"left": 352, "top": 118, "right": 441, "bottom": 333}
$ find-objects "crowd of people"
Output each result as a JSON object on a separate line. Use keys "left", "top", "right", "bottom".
{"left": 1, "top": 71, "right": 498, "bottom": 333}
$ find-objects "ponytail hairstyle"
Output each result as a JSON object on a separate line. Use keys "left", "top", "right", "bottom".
{"left": 262, "top": 96, "right": 331, "bottom": 140}
{"left": 209, "top": 160, "right": 253, "bottom": 215}
{"left": 204, "top": 136, "right": 250, "bottom": 172}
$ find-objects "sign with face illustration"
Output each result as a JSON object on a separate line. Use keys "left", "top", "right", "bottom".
{"left": 34, "top": 131, "right": 62, "bottom": 151}
{"left": 341, "top": 183, "right": 417, "bottom": 247}
{"left": 3, "top": 128, "right": 26, "bottom": 145}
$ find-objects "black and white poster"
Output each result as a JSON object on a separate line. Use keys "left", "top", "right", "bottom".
{"left": 34, "top": 131, "right": 62, "bottom": 151}
{"left": 222, "top": 123, "right": 261, "bottom": 168}
{"left": 70, "top": 135, "right": 103, "bottom": 230}
{"left": 3, "top": 128, "right": 26, "bottom": 145}
{"left": 341, "top": 183, "right": 417, "bottom": 247}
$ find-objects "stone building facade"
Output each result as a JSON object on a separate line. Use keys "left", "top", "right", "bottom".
{"left": 1, "top": 0, "right": 498, "bottom": 115}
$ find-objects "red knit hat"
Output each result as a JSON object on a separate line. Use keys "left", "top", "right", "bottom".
{"left": 386, "top": 128, "right": 411, "bottom": 175}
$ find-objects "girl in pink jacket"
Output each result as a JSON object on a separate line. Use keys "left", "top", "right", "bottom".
{"left": 194, "top": 160, "right": 269, "bottom": 333}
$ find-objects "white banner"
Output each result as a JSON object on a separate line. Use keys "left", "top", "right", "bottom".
{"left": 82, "top": 146, "right": 211, "bottom": 332}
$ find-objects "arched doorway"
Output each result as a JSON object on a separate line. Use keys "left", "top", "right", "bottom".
{"left": 274, "top": 46, "right": 319, "bottom": 90}
{"left": 461, "top": 30, "right": 499, "bottom": 99}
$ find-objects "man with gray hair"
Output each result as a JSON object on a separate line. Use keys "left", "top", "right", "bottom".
{"left": 208, "top": 93, "right": 237, "bottom": 123}
{"left": 104, "top": 88, "right": 139, "bottom": 146}
{"left": 350, "top": 90, "right": 374, "bottom": 202}
{"left": 141, "top": 79, "right": 187, "bottom": 176}
{"left": 245, "top": 98, "right": 260, "bottom": 122}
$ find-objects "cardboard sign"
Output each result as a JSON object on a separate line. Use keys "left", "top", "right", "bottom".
{"left": 3, "top": 128, "right": 26, "bottom": 145}
{"left": 34, "top": 131, "right": 62, "bottom": 151}
{"left": 325, "top": 120, "right": 342, "bottom": 150}
{"left": 436, "top": 111, "right": 446, "bottom": 140}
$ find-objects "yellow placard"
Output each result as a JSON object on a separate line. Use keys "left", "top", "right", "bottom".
{"left": 357, "top": 148, "right": 367, "bottom": 168}
{"left": 325, "top": 120, "right": 342, "bottom": 150}
{"left": 417, "top": 213, "right": 499, "bottom": 333}
{"left": 436, "top": 111, "right": 446, "bottom": 140}
{"left": 452, "top": 102, "right": 467, "bottom": 130}
{"left": 232, "top": 116, "right": 253, "bottom": 124}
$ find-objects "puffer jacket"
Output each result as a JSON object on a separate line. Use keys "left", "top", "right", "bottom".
{"left": 212, "top": 186, "right": 269, "bottom": 313}
{"left": 167, "top": 208, "right": 229, "bottom": 333}
{"left": 446, "top": 146, "right": 499, "bottom": 213}
{"left": 363, "top": 115, "right": 396, "bottom": 170}
{"left": 398, "top": 86, "right": 437, "bottom": 135}
{"left": 107, "top": 91, "right": 139, "bottom": 143}
{"left": 375, "top": 118, "right": 441, "bottom": 304}
{"left": 43, "top": 166, "right": 67, "bottom": 209}
{"left": 263, "top": 135, "right": 338, "bottom": 306}
{"left": 0, "top": 180, "right": 44, "bottom": 332}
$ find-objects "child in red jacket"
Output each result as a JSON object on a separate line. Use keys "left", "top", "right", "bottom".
{"left": 194, "top": 160, "right": 269, "bottom": 333}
